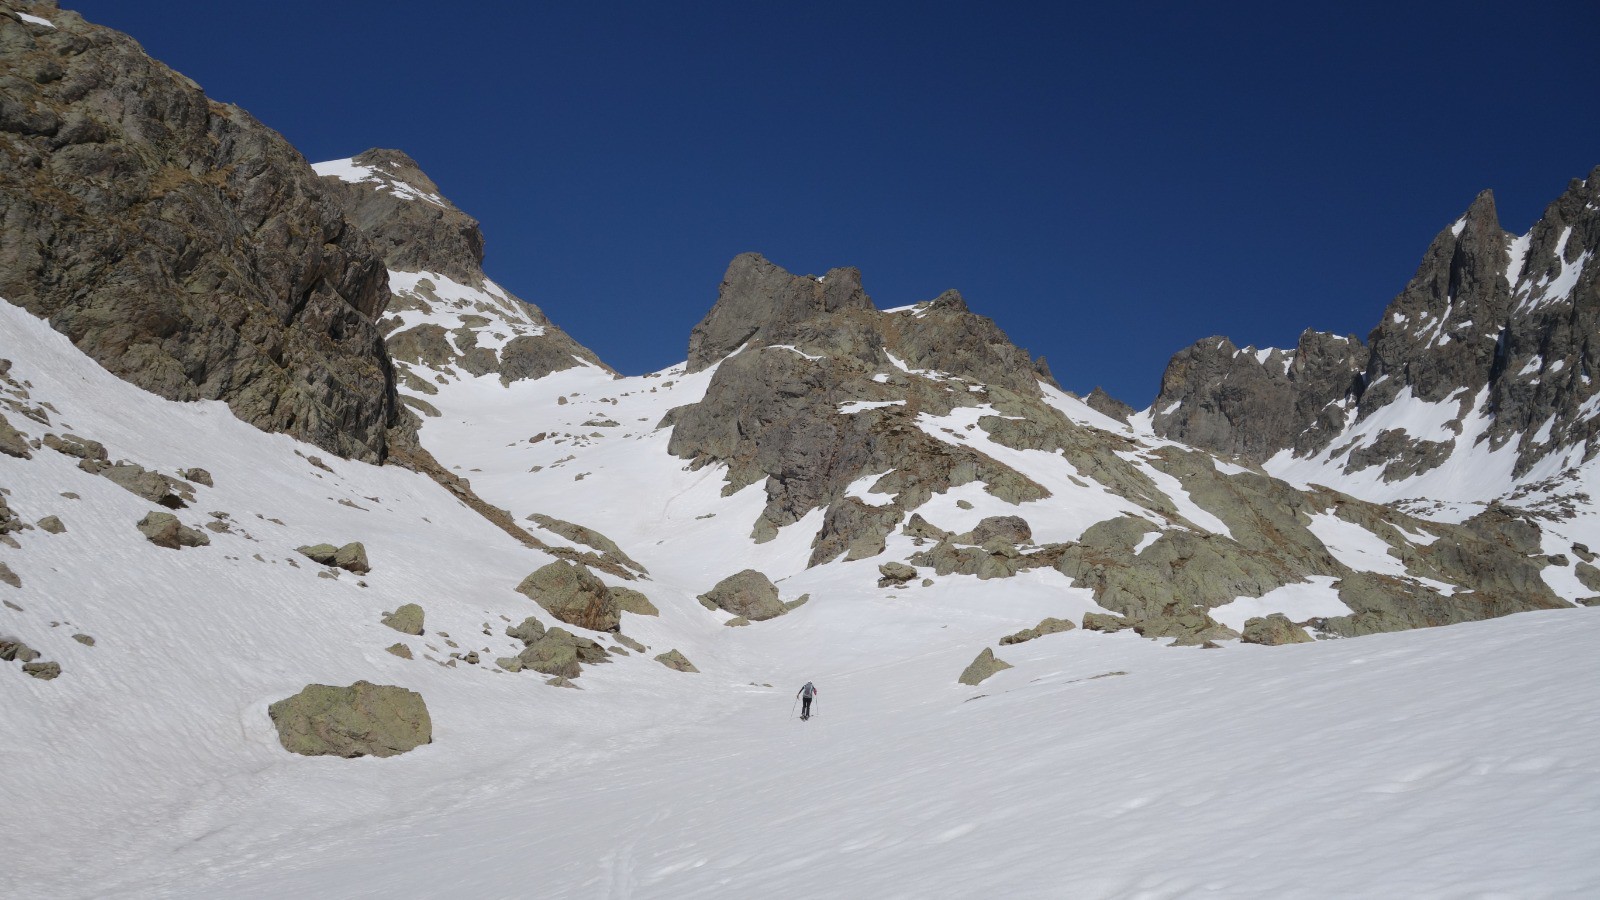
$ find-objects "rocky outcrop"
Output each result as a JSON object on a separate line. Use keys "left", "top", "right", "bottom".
{"left": 1149, "top": 331, "right": 1366, "bottom": 462}
{"left": 685, "top": 253, "right": 874, "bottom": 373}
{"left": 1152, "top": 168, "right": 1600, "bottom": 484}
{"left": 267, "top": 681, "right": 432, "bottom": 758}
{"left": 958, "top": 647, "right": 1011, "bottom": 685}
{"left": 381, "top": 603, "right": 425, "bottom": 636}
{"left": 313, "top": 149, "right": 485, "bottom": 286}
{"left": 137, "top": 512, "right": 209, "bottom": 549}
{"left": 1240, "top": 613, "right": 1313, "bottom": 645}
{"left": 667, "top": 256, "right": 1053, "bottom": 559}
{"left": 515, "top": 561, "right": 621, "bottom": 632}
{"left": 526, "top": 513, "right": 647, "bottom": 577}
{"left": 0, "top": 6, "right": 410, "bottom": 462}
{"left": 697, "top": 569, "right": 786, "bottom": 621}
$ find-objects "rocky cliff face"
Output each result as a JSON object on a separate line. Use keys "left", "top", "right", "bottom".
{"left": 1151, "top": 168, "right": 1600, "bottom": 491}
{"left": 0, "top": 1, "right": 408, "bottom": 462}
{"left": 314, "top": 149, "right": 611, "bottom": 390}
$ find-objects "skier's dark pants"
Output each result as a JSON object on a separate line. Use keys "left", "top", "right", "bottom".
{"left": 802, "top": 697, "right": 812, "bottom": 717}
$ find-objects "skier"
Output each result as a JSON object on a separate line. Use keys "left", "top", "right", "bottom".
{"left": 797, "top": 681, "right": 818, "bottom": 720}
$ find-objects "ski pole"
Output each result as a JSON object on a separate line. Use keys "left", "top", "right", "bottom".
{"left": 790, "top": 696, "right": 798, "bottom": 719}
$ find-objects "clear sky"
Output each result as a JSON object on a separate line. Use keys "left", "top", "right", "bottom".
{"left": 70, "top": 1, "right": 1600, "bottom": 405}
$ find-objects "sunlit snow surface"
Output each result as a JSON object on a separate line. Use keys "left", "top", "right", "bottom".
{"left": 4, "top": 295, "right": 1599, "bottom": 897}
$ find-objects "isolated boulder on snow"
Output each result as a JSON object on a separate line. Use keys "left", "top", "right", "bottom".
{"left": 655, "top": 649, "right": 699, "bottom": 673}
{"left": 877, "top": 562, "right": 918, "bottom": 587}
{"left": 381, "top": 603, "right": 425, "bottom": 636}
{"left": 516, "top": 627, "right": 609, "bottom": 678}
{"left": 698, "top": 569, "right": 786, "bottom": 621}
{"left": 297, "top": 541, "right": 370, "bottom": 574}
{"left": 267, "top": 681, "right": 432, "bottom": 758}
{"left": 1000, "top": 616, "right": 1076, "bottom": 645}
{"left": 516, "top": 560, "right": 621, "bottom": 632}
{"left": 137, "top": 512, "right": 210, "bottom": 549}
{"left": 1241, "top": 613, "right": 1314, "bottom": 646}
{"left": 958, "top": 647, "right": 1012, "bottom": 685}
{"left": 23, "top": 660, "right": 61, "bottom": 680}
{"left": 0, "top": 413, "right": 30, "bottom": 458}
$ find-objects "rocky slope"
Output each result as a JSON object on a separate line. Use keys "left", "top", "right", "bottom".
{"left": 1150, "top": 170, "right": 1600, "bottom": 515}
{"left": 0, "top": 1, "right": 408, "bottom": 462}
{"left": 314, "top": 149, "right": 611, "bottom": 400}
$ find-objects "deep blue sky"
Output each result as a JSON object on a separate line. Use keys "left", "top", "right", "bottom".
{"left": 71, "top": 1, "right": 1600, "bottom": 404}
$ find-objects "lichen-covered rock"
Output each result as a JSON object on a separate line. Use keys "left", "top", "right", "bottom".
{"left": 495, "top": 656, "right": 523, "bottom": 672}
{"left": 297, "top": 541, "right": 370, "bottom": 573}
{"left": 1241, "top": 613, "right": 1314, "bottom": 646}
{"left": 1082, "top": 612, "right": 1132, "bottom": 633}
{"left": 958, "top": 648, "right": 1012, "bottom": 685}
{"left": 179, "top": 468, "right": 213, "bottom": 487}
{"left": 101, "top": 464, "right": 194, "bottom": 509}
{"left": 527, "top": 513, "right": 648, "bottom": 576}
{"left": 516, "top": 627, "right": 607, "bottom": 678}
{"left": 877, "top": 562, "right": 917, "bottom": 587}
{"left": 22, "top": 660, "right": 60, "bottom": 680}
{"left": 0, "top": 413, "right": 30, "bottom": 458}
{"left": 698, "top": 569, "right": 787, "bottom": 621}
{"left": 137, "top": 512, "right": 210, "bottom": 549}
{"left": 385, "top": 643, "right": 413, "bottom": 660}
{"left": 1, "top": 638, "right": 40, "bottom": 662}
{"left": 968, "top": 515, "right": 1032, "bottom": 545}
{"left": 611, "top": 587, "right": 659, "bottom": 617}
{"left": 36, "top": 515, "right": 65, "bottom": 534}
{"left": 505, "top": 616, "right": 547, "bottom": 646}
{"left": 515, "top": 560, "right": 621, "bottom": 633}
{"left": 614, "top": 634, "right": 647, "bottom": 653}
{"left": 381, "top": 603, "right": 425, "bottom": 636}
{"left": 654, "top": 649, "right": 699, "bottom": 673}
{"left": 334, "top": 542, "right": 371, "bottom": 574}
{"left": 999, "top": 617, "right": 1076, "bottom": 645}
{"left": 267, "top": 681, "right": 431, "bottom": 758}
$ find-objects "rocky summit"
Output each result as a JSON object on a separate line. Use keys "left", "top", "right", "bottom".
{"left": 2, "top": 4, "right": 1598, "bottom": 897}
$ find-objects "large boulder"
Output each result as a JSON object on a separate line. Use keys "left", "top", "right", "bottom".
{"left": 877, "top": 562, "right": 917, "bottom": 587}
{"left": 505, "top": 616, "right": 547, "bottom": 645}
{"left": 1241, "top": 613, "right": 1315, "bottom": 646}
{"left": 516, "top": 627, "right": 608, "bottom": 678}
{"left": 611, "top": 587, "right": 659, "bottom": 617}
{"left": 137, "top": 512, "right": 210, "bottom": 549}
{"left": 267, "top": 681, "right": 432, "bottom": 758}
{"left": 698, "top": 569, "right": 787, "bottom": 621}
{"left": 381, "top": 604, "right": 425, "bottom": 636}
{"left": 968, "top": 515, "right": 1032, "bottom": 545}
{"left": 515, "top": 561, "right": 621, "bottom": 632}
{"left": 958, "top": 648, "right": 1012, "bottom": 686}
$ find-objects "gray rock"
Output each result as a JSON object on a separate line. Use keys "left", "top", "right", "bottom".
{"left": 494, "top": 656, "right": 523, "bottom": 672}
{"left": 179, "top": 467, "right": 213, "bottom": 487}
{"left": 1082, "top": 612, "right": 1132, "bottom": 633}
{"left": 36, "top": 515, "right": 65, "bottom": 534}
{"left": 267, "top": 681, "right": 432, "bottom": 758}
{"left": 0, "top": 638, "right": 40, "bottom": 662}
{"left": 516, "top": 627, "right": 604, "bottom": 678}
{"left": 515, "top": 560, "right": 621, "bottom": 633}
{"left": 958, "top": 648, "right": 1012, "bottom": 685}
{"left": 611, "top": 587, "right": 659, "bottom": 617}
{"left": 614, "top": 634, "right": 646, "bottom": 653}
{"left": 1000, "top": 616, "right": 1076, "bottom": 645}
{"left": 505, "top": 616, "right": 547, "bottom": 646}
{"left": 385, "top": 643, "right": 413, "bottom": 660}
{"left": 0, "top": 413, "right": 30, "bottom": 458}
{"left": 0, "top": 562, "right": 19, "bottom": 589}
{"left": 654, "top": 649, "right": 699, "bottom": 673}
{"left": 334, "top": 542, "right": 370, "bottom": 574}
{"left": 101, "top": 463, "right": 193, "bottom": 508}
{"left": 724, "top": 616, "right": 751, "bottom": 627}
{"left": 968, "top": 515, "right": 1032, "bottom": 545}
{"left": 22, "top": 660, "right": 60, "bottom": 680}
{"left": 1084, "top": 387, "right": 1135, "bottom": 423}
{"left": 686, "top": 252, "right": 873, "bottom": 373}
{"left": 527, "top": 513, "right": 647, "bottom": 576}
{"left": 698, "top": 569, "right": 787, "bottom": 621}
{"left": 381, "top": 603, "right": 425, "bottom": 636}
{"left": 877, "top": 562, "right": 917, "bottom": 587}
{"left": 137, "top": 512, "right": 210, "bottom": 549}
{"left": 1240, "top": 613, "right": 1314, "bottom": 645}
{"left": 72, "top": 633, "right": 95, "bottom": 647}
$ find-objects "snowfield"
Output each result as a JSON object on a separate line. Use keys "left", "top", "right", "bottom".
{"left": 4, "top": 293, "right": 1599, "bottom": 898}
